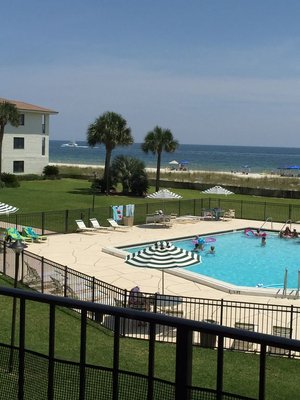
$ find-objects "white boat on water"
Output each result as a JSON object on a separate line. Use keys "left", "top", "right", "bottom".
{"left": 61, "top": 141, "right": 79, "bottom": 148}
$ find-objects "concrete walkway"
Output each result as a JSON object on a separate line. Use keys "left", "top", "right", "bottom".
{"left": 27, "top": 218, "right": 300, "bottom": 306}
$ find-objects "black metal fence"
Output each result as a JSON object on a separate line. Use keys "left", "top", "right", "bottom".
{"left": 1, "top": 286, "right": 300, "bottom": 400}
{"left": 1, "top": 242, "right": 300, "bottom": 357}
{"left": 1, "top": 197, "right": 300, "bottom": 235}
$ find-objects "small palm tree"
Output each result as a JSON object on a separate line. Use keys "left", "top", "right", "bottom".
{"left": 142, "top": 126, "right": 179, "bottom": 191}
{"left": 0, "top": 101, "right": 20, "bottom": 177}
{"left": 87, "top": 111, "right": 133, "bottom": 194}
{"left": 110, "top": 155, "right": 148, "bottom": 195}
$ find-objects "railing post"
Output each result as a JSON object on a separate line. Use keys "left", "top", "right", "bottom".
{"left": 42, "top": 212, "right": 45, "bottom": 235}
{"left": 289, "top": 305, "right": 294, "bottom": 358}
{"left": 48, "top": 304, "right": 56, "bottom": 400}
{"left": 3, "top": 240, "right": 6, "bottom": 275}
{"left": 79, "top": 309, "right": 87, "bottom": 400}
{"left": 19, "top": 298, "right": 26, "bottom": 400}
{"left": 259, "top": 344, "right": 266, "bottom": 400}
{"left": 220, "top": 299, "right": 224, "bottom": 326}
{"left": 113, "top": 316, "right": 121, "bottom": 400}
{"left": 64, "top": 210, "right": 69, "bottom": 233}
{"left": 289, "top": 204, "right": 292, "bottom": 221}
{"left": 20, "top": 252, "right": 24, "bottom": 283}
{"left": 41, "top": 257, "right": 45, "bottom": 294}
{"left": 175, "top": 326, "right": 193, "bottom": 400}
{"left": 147, "top": 322, "right": 156, "bottom": 400}
{"left": 64, "top": 266, "right": 68, "bottom": 297}
{"left": 216, "top": 335, "right": 224, "bottom": 400}
{"left": 92, "top": 276, "right": 95, "bottom": 303}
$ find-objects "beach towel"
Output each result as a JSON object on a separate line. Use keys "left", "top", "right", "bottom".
{"left": 126, "top": 204, "right": 135, "bottom": 217}
{"left": 112, "top": 205, "right": 123, "bottom": 221}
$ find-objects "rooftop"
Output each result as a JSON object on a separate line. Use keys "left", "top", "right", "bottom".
{"left": 0, "top": 97, "right": 58, "bottom": 114}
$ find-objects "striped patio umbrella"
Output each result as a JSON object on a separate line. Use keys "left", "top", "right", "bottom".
{"left": 125, "top": 241, "right": 201, "bottom": 293}
{"left": 146, "top": 189, "right": 182, "bottom": 199}
{"left": 0, "top": 202, "right": 19, "bottom": 214}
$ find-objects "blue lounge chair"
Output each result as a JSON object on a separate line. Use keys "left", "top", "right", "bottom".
{"left": 22, "top": 227, "right": 47, "bottom": 242}
{"left": 6, "top": 227, "right": 32, "bottom": 243}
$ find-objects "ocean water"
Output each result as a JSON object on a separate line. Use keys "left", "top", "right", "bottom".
{"left": 50, "top": 140, "right": 300, "bottom": 173}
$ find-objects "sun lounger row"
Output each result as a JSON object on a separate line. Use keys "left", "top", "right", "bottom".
{"left": 75, "top": 218, "right": 131, "bottom": 233}
{"left": 5, "top": 227, "right": 47, "bottom": 243}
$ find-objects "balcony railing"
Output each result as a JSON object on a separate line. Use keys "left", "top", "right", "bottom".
{"left": 1, "top": 286, "right": 300, "bottom": 400}
{"left": 1, "top": 242, "right": 300, "bottom": 356}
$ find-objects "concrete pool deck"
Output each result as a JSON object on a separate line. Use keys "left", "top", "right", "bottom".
{"left": 28, "top": 218, "right": 300, "bottom": 305}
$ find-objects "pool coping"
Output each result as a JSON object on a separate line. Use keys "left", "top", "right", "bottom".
{"left": 102, "top": 227, "right": 297, "bottom": 299}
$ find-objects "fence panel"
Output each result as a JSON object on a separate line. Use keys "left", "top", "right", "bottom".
{"left": 3, "top": 197, "right": 300, "bottom": 235}
{"left": 2, "top": 242, "right": 300, "bottom": 356}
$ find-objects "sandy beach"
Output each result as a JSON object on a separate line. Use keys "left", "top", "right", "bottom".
{"left": 50, "top": 162, "right": 272, "bottom": 180}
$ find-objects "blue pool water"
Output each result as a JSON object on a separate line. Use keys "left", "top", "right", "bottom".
{"left": 125, "top": 231, "right": 300, "bottom": 289}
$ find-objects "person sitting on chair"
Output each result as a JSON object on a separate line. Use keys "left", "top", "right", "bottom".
{"left": 129, "top": 286, "right": 140, "bottom": 307}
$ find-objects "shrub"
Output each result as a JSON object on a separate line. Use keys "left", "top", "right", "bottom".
{"left": 18, "top": 174, "right": 42, "bottom": 181}
{"left": 43, "top": 165, "right": 60, "bottom": 179}
{"left": 0, "top": 173, "right": 20, "bottom": 188}
{"left": 91, "top": 178, "right": 110, "bottom": 193}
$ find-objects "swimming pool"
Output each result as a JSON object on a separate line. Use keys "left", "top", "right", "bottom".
{"left": 124, "top": 230, "right": 300, "bottom": 289}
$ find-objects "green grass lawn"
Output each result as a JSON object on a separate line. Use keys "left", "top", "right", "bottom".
{"left": 0, "top": 275, "right": 299, "bottom": 399}
{"left": 1, "top": 178, "right": 300, "bottom": 214}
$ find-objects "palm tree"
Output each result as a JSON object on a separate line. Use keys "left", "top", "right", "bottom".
{"left": 0, "top": 101, "right": 20, "bottom": 177}
{"left": 87, "top": 111, "right": 133, "bottom": 194}
{"left": 110, "top": 155, "right": 148, "bottom": 195}
{"left": 142, "top": 126, "right": 179, "bottom": 191}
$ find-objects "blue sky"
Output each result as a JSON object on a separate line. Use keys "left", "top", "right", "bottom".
{"left": 2, "top": 0, "right": 300, "bottom": 146}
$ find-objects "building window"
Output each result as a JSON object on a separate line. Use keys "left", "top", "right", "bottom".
{"left": 13, "top": 161, "right": 24, "bottom": 173}
{"left": 19, "top": 114, "right": 25, "bottom": 126}
{"left": 42, "top": 137, "right": 46, "bottom": 155}
{"left": 13, "top": 137, "right": 24, "bottom": 149}
{"left": 42, "top": 114, "right": 46, "bottom": 133}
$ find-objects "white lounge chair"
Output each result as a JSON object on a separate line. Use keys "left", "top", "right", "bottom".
{"left": 75, "top": 219, "right": 96, "bottom": 232}
{"left": 107, "top": 218, "right": 130, "bottom": 231}
{"left": 89, "top": 218, "right": 109, "bottom": 232}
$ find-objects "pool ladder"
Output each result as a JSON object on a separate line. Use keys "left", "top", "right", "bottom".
{"left": 276, "top": 269, "right": 300, "bottom": 299}
{"left": 259, "top": 217, "right": 273, "bottom": 231}
{"left": 279, "top": 219, "right": 293, "bottom": 236}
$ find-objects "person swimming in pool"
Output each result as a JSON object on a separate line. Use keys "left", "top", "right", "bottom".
{"left": 207, "top": 245, "right": 215, "bottom": 254}
{"left": 292, "top": 229, "right": 299, "bottom": 238}
{"left": 261, "top": 236, "right": 266, "bottom": 246}
{"left": 283, "top": 226, "right": 292, "bottom": 237}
